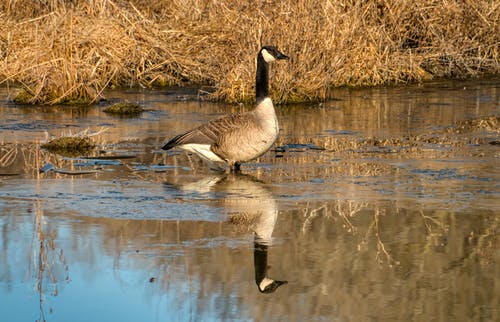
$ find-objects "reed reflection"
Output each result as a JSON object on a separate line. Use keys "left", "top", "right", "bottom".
{"left": 164, "top": 173, "right": 287, "bottom": 293}
{"left": 31, "top": 200, "right": 69, "bottom": 322}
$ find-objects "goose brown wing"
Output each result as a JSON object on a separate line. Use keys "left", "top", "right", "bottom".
{"left": 162, "top": 113, "right": 247, "bottom": 150}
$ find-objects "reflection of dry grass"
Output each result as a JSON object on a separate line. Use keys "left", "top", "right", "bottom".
{"left": 1, "top": 139, "right": 196, "bottom": 182}
{"left": 300, "top": 201, "right": 402, "bottom": 266}
{"left": 3, "top": 128, "right": 108, "bottom": 174}
{"left": 332, "top": 161, "right": 393, "bottom": 177}
{"left": 302, "top": 200, "right": 368, "bottom": 234}
{"left": 369, "top": 208, "right": 400, "bottom": 267}
{"left": 419, "top": 209, "right": 448, "bottom": 235}
{"left": 2, "top": 143, "right": 90, "bottom": 177}
{"left": 447, "top": 115, "right": 499, "bottom": 134}
{"left": 1, "top": 1, "right": 499, "bottom": 104}
{"left": 467, "top": 221, "right": 498, "bottom": 266}
{"left": 301, "top": 203, "right": 328, "bottom": 234}
{"left": 300, "top": 201, "right": 429, "bottom": 267}
{"left": 271, "top": 115, "right": 499, "bottom": 173}
{"left": 1, "top": 143, "right": 58, "bottom": 177}
{"left": 299, "top": 199, "right": 498, "bottom": 268}
{"left": 334, "top": 200, "right": 367, "bottom": 233}
{"left": 0, "top": 145, "right": 17, "bottom": 167}
{"left": 30, "top": 200, "right": 69, "bottom": 321}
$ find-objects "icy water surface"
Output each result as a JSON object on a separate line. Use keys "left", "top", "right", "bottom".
{"left": 0, "top": 79, "right": 499, "bottom": 321}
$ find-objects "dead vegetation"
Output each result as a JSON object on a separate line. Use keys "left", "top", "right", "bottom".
{"left": 447, "top": 115, "right": 499, "bottom": 134}
{"left": 39, "top": 127, "right": 109, "bottom": 156}
{"left": 41, "top": 136, "right": 95, "bottom": 155}
{"left": 103, "top": 102, "right": 143, "bottom": 115}
{"left": 0, "top": 0, "right": 498, "bottom": 105}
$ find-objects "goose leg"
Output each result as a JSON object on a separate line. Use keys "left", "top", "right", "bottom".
{"left": 230, "top": 162, "right": 242, "bottom": 173}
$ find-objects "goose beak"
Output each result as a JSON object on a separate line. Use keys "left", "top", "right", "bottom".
{"left": 277, "top": 52, "right": 289, "bottom": 60}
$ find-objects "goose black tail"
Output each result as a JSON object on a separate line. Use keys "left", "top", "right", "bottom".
{"left": 162, "top": 134, "right": 183, "bottom": 150}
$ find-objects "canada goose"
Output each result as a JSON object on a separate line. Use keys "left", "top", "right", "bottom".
{"left": 162, "top": 46, "right": 289, "bottom": 171}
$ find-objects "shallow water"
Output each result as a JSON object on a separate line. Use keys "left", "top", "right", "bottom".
{"left": 0, "top": 79, "right": 499, "bottom": 322}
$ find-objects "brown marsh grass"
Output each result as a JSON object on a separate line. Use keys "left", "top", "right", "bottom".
{"left": 1, "top": 0, "right": 499, "bottom": 105}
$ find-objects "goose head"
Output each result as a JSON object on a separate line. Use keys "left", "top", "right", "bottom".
{"left": 254, "top": 241, "right": 288, "bottom": 294}
{"left": 260, "top": 46, "right": 289, "bottom": 63}
{"left": 258, "top": 277, "right": 288, "bottom": 293}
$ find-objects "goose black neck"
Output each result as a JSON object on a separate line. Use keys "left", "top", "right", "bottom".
{"left": 255, "top": 54, "right": 269, "bottom": 101}
{"left": 254, "top": 241, "right": 268, "bottom": 286}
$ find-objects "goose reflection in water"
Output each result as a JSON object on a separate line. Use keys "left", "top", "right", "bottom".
{"left": 164, "top": 173, "right": 287, "bottom": 293}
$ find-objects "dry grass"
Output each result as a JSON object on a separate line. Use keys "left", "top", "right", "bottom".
{"left": 41, "top": 136, "right": 95, "bottom": 155}
{"left": 0, "top": 0, "right": 499, "bottom": 104}
{"left": 39, "top": 127, "right": 109, "bottom": 156}
{"left": 103, "top": 102, "right": 143, "bottom": 115}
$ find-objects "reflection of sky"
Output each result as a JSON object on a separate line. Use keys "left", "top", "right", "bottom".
{"left": 0, "top": 200, "right": 251, "bottom": 322}
{"left": 56, "top": 266, "right": 214, "bottom": 322}
{"left": 1, "top": 188, "right": 499, "bottom": 321}
{"left": 0, "top": 179, "right": 224, "bottom": 221}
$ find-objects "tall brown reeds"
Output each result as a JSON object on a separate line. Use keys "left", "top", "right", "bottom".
{"left": 0, "top": 0, "right": 499, "bottom": 104}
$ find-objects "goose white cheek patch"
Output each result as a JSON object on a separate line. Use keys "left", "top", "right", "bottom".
{"left": 261, "top": 49, "right": 276, "bottom": 63}
{"left": 259, "top": 277, "right": 274, "bottom": 291}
